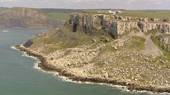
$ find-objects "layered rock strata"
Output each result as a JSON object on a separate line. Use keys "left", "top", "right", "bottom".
{"left": 68, "top": 13, "right": 170, "bottom": 37}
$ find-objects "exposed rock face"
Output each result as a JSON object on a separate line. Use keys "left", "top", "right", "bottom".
{"left": 69, "top": 14, "right": 94, "bottom": 33}
{"left": 71, "top": 15, "right": 80, "bottom": 32}
{"left": 23, "top": 40, "right": 33, "bottom": 48}
{"left": 156, "top": 34, "right": 170, "bottom": 51}
{"left": 68, "top": 13, "right": 170, "bottom": 37}
{"left": 0, "top": 8, "right": 48, "bottom": 28}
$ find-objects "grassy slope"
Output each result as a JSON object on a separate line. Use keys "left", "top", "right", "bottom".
{"left": 151, "top": 34, "right": 170, "bottom": 60}
{"left": 31, "top": 29, "right": 113, "bottom": 54}
{"left": 126, "top": 36, "right": 146, "bottom": 50}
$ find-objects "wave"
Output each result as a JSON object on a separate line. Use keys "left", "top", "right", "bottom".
{"left": 11, "top": 46, "right": 19, "bottom": 50}
{"left": 21, "top": 51, "right": 38, "bottom": 60}
{"left": 33, "top": 61, "right": 59, "bottom": 75}
{"left": 11, "top": 45, "right": 38, "bottom": 60}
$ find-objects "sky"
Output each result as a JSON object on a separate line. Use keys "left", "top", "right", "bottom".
{"left": 0, "top": 0, "right": 170, "bottom": 9}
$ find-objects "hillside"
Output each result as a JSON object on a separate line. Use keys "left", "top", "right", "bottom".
{"left": 17, "top": 11, "right": 170, "bottom": 93}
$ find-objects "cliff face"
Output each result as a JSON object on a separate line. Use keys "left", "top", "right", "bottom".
{"left": 0, "top": 8, "right": 48, "bottom": 28}
{"left": 68, "top": 13, "right": 170, "bottom": 38}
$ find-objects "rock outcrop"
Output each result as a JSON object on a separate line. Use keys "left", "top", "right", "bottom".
{"left": 68, "top": 13, "right": 170, "bottom": 37}
{"left": 23, "top": 40, "right": 33, "bottom": 48}
{"left": 155, "top": 34, "right": 170, "bottom": 51}
{"left": 0, "top": 8, "right": 48, "bottom": 28}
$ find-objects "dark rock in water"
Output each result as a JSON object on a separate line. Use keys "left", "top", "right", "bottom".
{"left": 23, "top": 40, "right": 33, "bottom": 47}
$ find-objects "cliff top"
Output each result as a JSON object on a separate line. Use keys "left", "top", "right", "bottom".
{"left": 71, "top": 12, "right": 170, "bottom": 23}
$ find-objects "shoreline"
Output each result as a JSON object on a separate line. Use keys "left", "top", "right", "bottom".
{"left": 15, "top": 45, "right": 170, "bottom": 93}
{"left": 13, "top": 46, "right": 133, "bottom": 93}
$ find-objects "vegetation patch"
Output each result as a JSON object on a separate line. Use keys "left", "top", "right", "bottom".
{"left": 126, "top": 36, "right": 146, "bottom": 50}
{"left": 31, "top": 29, "right": 108, "bottom": 53}
{"left": 151, "top": 35, "right": 170, "bottom": 60}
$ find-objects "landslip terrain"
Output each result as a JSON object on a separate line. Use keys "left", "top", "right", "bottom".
{"left": 15, "top": 10, "right": 170, "bottom": 93}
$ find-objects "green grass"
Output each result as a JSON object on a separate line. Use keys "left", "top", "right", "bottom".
{"left": 45, "top": 12, "right": 70, "bottom": 21}
{"left": 31, "top": 26, "right": 115, "bottom": 54}
{"left": 126, "top": 36, "right": 146, "bottom": 50}
{"left": 151, "top": 35, "right": 170, "bottom": 60}
{"left": 31, "top": 29, "right": 96, "bottom": 53}
{"left": 118, "top": 10, "right": 170, "bottom": 19}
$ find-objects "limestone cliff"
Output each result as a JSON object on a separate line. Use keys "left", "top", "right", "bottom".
{"left": 68, "top": 13, "right": 170, "bottom": 38}
{"left": 0, "top": 8, "right": 48, "bottom": 28}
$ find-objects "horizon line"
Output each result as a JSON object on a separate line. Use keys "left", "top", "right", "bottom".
{"left": 1, "top": 7, "right": 170, "bottom": 11}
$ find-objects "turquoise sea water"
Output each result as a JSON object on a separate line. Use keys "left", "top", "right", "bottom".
{"left": 0, "top": 28, "right": 154, "bottom": 95}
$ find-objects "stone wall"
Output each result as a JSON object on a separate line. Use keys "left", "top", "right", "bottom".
{"left": 68, "top": 13, "right": 170, "bottom": 38}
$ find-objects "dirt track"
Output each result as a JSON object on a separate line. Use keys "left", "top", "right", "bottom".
{"left": 142, "top": 34, "right": 163, "bottom": 57}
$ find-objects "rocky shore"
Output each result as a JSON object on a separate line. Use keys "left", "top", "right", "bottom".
{"left": 16, "top": 45, "right": 170, "bottom": 93}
